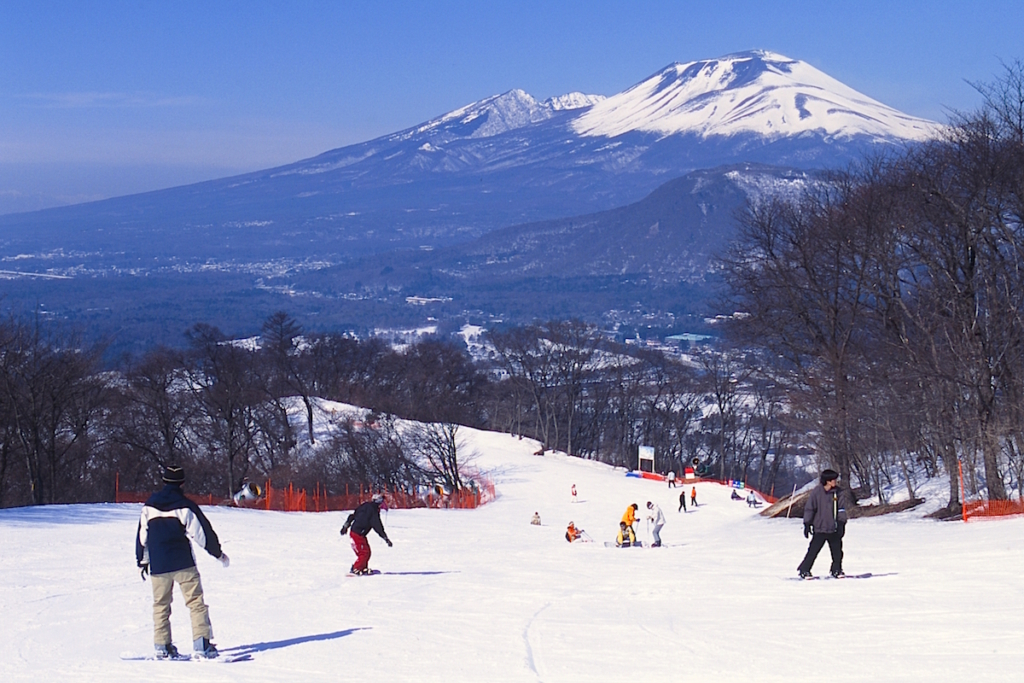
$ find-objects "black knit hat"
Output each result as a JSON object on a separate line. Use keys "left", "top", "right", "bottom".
{"left": 162, "top": 465, "right": 185, "bottom": 485}
{"left": 820, "top": 469, "right": 839, "bottom": 485}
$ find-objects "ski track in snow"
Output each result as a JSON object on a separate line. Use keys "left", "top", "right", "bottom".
{"left": 2, "top": 425, "right": 1024, "bottom": 682}
{"left": 523, "top": 601, "right": 550, "bottom": 680}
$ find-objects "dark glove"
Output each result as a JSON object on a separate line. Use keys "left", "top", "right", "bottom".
{"left": 140, "top": 563, "right": 149, "bottom": 581}
{"left": 803, "top": 523, "right": 812, "bottom": 538}
{"left": 340, "top": 523, "right": 350, "bottom": 536}
{"left": 837, "top": 521, "right": 846, "bottom": 538}
{"left": 385, "top": 538, "right": 393, "bottom": 548}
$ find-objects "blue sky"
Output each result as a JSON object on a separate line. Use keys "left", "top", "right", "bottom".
{"left": 1, "top": 1, "right": 1022, "bottom": 213}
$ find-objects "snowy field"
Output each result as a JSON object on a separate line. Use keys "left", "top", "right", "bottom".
{"left": 2, "top": 427, "right": 1023, "bottom": 682}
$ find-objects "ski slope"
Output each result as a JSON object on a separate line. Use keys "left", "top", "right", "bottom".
{"left": 2, "top": 427, "right": 1022, "bottom": 682}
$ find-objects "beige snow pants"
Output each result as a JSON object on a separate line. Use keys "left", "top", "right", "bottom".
{"left": 150, "top": 566, "right": 213, "bottom": 646}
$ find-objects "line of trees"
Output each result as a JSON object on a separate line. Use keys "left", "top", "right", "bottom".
{"left": 0, "top": 311, "right": 493, "bottom": 507}
{"left": 722, "top": 62, "right": 1024, "bottom": 514}
{"left": 0, "top": 309, "right": 811, "bottom": 507}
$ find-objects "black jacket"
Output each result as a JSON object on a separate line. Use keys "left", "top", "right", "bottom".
{"left": 136, "top": 484, "right": 222, "bottom": 574}
{"left": 803, "top": 484, "right": 849, "bottom": 534}
{"left": 343, "top": 501, "right": 389, "bottom": 541}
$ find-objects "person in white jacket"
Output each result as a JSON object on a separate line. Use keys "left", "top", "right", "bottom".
{"left": 646, "top": 501, "right": 666, "bottom": 547}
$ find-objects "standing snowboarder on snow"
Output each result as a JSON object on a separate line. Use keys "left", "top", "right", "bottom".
{"left": 679, "top": 489, "right": 687, "bottom": 512}
{"left": 797, "top": 469, "right": 849, "bottom": 579}
{"left": 690, "top": 486, "right": 698, "bottom": 508}
{"left": 340, "top": 493, "right": 393, "bottom": 575}
{"left": 646, "top": 501, "right": 666, "bottom": 547}
{"left": 136, "top": 465, "right": 229, "bottom": 659}
{"left": 571, "top": 484, "right": 577, "bottom": 502}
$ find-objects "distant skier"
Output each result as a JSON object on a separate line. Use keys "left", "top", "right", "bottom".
{"left": 646, "top": 501, "right": 666, "bottom": 547}
{"left": 667, "top": 471, "right": 676, "bottom": 488}
{"left": 340, "top": 493, "right": 393, "bottom": 575}
{"left": 746, "top": 491, "right": 759, "bottom": 507}
{"left": 797, "top": 469, "right": 849, "bottom": 579}
{"left": 679, "top": 489, "right": 687, "bottom": 513}
{"left": 690, "top": 486, "right": 698, "bottom": 508}
{"left": 616, "top": 522, "right": 637, "bottom": 547}
{"left": 571, "top": 484, "right": 577, "bottom": 502}
{"left": 135, "top": 465, "right": 229, "bottom": 659}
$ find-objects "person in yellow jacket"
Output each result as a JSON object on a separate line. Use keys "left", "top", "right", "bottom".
{"left": 615, "top": 522, "right": 637, "bottom": 547}
{"left": 621, "top": 503, "right": 638, "bottom": 532}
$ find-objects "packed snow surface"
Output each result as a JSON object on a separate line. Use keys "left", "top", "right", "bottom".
{"left": 572, "top": 50, "right": 939, "bottom": 141}
{"left": 2, "top": 426, "right": 1022, "bottom": 682}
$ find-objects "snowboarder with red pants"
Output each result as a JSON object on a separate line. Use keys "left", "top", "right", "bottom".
{"left": 340, "top": 493, "right": 392, "bottom": 575}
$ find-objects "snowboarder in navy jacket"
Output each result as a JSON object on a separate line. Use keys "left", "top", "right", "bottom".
{"left": 136, "top": 465, "right": 229, "bottom": 658}
{"left": 340, "top": 493, "right": 392, "bottom": 574}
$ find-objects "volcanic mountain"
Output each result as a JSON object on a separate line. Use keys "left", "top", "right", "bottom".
{"left": 0, "top": 50, "right": 937, "bottom": 268}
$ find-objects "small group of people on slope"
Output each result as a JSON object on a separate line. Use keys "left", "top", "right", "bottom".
{"left": 563, "top": 470, "right": 851, "bottom": 579}
{"left": 612, "top": 500, "right": 665, "bottom": 547}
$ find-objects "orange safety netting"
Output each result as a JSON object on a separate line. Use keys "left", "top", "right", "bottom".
{"left": 962, "top": 498, "right": 1024, "bottom": 521}
{"left": 114, "top": 474, "right": 496, "bottom": 512}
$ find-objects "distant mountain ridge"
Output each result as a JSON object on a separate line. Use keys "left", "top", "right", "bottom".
{"left": 0, "top": 51, "right": 940, "bottom": 350}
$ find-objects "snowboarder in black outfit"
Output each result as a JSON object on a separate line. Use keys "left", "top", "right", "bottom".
{"left": 340, "top": 493, "right": 392, "bottom": 575}
{"left": 136, "top": 465, "right": 229, "bottom": 659}
{"left": 678, "top": 489, "right": 687, "bottom": 512}
{"left": 797, "top": 469, "right": 849, "bottom": 579}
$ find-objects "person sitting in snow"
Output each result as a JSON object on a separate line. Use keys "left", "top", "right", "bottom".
{"left": 731, "top": 490, "right": 743, "bottom": 500}
{"left": 531, "top": 511, "right": 542, "bottom": 525}
{"left": 565, "top": 521, "right": 584, "bottom": 543}
{"left": 616, "top": 521, "right": 637, "bottom": 547}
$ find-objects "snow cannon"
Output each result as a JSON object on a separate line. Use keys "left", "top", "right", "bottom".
{"left": 232, "top": 482, "right": 263, "bottom": 507}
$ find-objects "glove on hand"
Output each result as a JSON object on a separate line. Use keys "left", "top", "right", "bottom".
{"left": 385, "top": 538, "right": 393, "bottom": 548}
{"left": 140, "top": 563, "right": 149, "bottom": 581}
{"left": 340, "top": 523, "right": 351, "bottom": 536}
{"left": 219, "top": 552, "right": 230, "bottom": 568}
{"left": 803, "top": 523, "right": 812, "bottom": 539}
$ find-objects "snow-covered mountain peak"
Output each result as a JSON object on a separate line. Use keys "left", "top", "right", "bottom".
{"left": 546, "top": 92, "right": 606, "bottom": 111}
{"left": 412, "top": 88, "right": 603, "bottom": 140}
{"left": 571, "top": 50, "right": 940, "bottom": 142}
